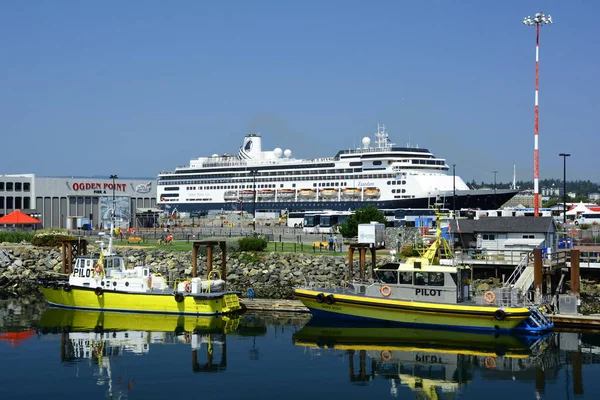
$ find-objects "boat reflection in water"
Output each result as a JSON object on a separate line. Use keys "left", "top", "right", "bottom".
{"left": 293, "top": 320, "right": 557, "bottom": 398}
{"left": 37, "top": 308, "right": 241, "bottom": 397}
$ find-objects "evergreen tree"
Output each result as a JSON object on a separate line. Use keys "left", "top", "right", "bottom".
{"left": 339, "top": 205, "right": 387, "bottom": 238}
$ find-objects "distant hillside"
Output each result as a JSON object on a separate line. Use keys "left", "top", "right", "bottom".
{"left": 468, "top": 179, "right": 600, "bottom": 197}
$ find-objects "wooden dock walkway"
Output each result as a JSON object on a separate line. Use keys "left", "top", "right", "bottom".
{"left": 241, "top": 299, "right": 309, "bottom": 313}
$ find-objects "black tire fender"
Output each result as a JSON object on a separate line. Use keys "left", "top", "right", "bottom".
{"left": 316, "top": 293, "right": 325, "bottom": 303}
{"left": 174, "top": 292, "right": 184, "bottom": 303}
{"left": 494, "top": 309, "right": 506, "bottom": 321}
{"left": 325, "top": 295, "right": 335, "bottom": 305}
{"left": 95, "top": 287, "right": 103, "bottom": 296}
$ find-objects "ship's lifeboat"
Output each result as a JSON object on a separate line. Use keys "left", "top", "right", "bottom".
{"left": 342, "top": 188, "right": 361, "bottom": 198}
{"left": 258, "top": 189, "right": 275, "bottom": 199}
{"left": 298, "top": 189, "right": 317, "bottom": 198}
{"left": 364, "top": 187, "right": 381, "bottom": 199}
{"left": 278, "top": 189, "right": 295, "bottom": 198}
{"left": 240, "top": 190, "right": 255, "bottom": 199}
{"left": 319, "top": 188, "right": 338, "bottom": 198}
{"left": 223, "top": 190, "right": 238, "bottom": 201}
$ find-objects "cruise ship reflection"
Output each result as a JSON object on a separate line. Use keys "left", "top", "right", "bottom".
{"left": 37, "top": 308, "right": 241, "bottom": 399}
{"left": 293, "top": 320, "right": 557, "bottom": 398}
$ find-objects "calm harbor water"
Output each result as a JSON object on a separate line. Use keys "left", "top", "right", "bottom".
{"left": 1, "top": 300, "right": 599, "bottom": 399}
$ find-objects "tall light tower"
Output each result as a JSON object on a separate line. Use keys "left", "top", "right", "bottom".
{"left": 523, "top": 12, "right": 553, "bottom": 216}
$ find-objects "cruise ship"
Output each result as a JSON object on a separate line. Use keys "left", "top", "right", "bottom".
{"left": 156, "top": 125, "right": 517, "bottom": 214}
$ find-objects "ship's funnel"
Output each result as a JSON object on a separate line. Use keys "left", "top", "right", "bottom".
{"left": 239, "top": 133, "right": 262, "bottom": 160}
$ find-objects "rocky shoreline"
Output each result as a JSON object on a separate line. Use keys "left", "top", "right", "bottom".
{"left": 2, "top": 243, "right": 600, "bottom": 314}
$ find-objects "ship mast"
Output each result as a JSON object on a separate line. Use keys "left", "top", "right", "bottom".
{"left": 374, "top": 123, "right": 394, "bottom": 150}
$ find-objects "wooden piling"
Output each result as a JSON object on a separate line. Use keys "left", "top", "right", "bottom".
{"left": 571, "top": 249, "right": 580, "bottom": 297}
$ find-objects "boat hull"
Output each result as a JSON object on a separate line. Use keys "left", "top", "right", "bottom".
{"left": 293, "top": 288, "right": 538, "bottom": 333}
{"left": 169, "top": 189, "right": 518, "bottom": 213}
{"left": 40, "top": 286, "right": 242, "bottom": 316}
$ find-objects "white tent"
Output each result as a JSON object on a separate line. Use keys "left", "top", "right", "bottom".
{"left": 566, "top": 201, "right": 591, "bottom": 216}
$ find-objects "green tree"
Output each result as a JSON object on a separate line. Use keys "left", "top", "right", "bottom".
{"left": 339, "top": 205, "right": 387, "bottom": 238}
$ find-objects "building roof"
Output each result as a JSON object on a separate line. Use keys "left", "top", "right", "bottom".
{"left": 0, "top": 210, "right": 42, "bottom": 225}
{"left": 450, "top": 216, "right": 555, "bottom": 234}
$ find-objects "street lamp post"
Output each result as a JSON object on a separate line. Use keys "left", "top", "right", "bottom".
{"left": 251, "top": 169, "right": 258, "bottom": 232}
{"left": 452, "top": 164, "right": 456, "bottom": 219}
{"left": 110, "top": 174, "right": 118, "bottom": 235}
{"left": 523, "top": 12, "right": 553, "bottom": 217}
{"left": 492, "top": 170, "right": 498, "bottom": 207}
{"left": 559, "top": 153, "right": 570, "bottom": 226}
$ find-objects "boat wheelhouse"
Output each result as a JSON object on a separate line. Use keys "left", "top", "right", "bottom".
{"left": 157, "top": 124, "right": 518, "bottom": 214}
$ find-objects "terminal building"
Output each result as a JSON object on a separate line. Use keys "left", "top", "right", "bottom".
{"left": 0, "top": 174, "right": 158, "bottom": 230}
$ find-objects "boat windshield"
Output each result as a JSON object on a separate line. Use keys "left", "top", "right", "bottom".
{"left": 375, "top": 270, "right": 398, "bottom": 284}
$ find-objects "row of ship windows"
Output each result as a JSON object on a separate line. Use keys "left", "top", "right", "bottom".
{"left": 391, "top": 189, "right": 407, "bottom": 194}
{"left": 158, "top": 166, "right": 440, "bottom": 185}
{"left": 179, "top": 182, "right": 354, "bottom": 191}
{"left": 161, "top": 174, "right": 400, "bottom": 187}
{"left": 388, "top": 181, "right": 407, "bottom": 185}
{"left": 0, "top": 196, "right": 32, "bottom": 209}
{"left": 0, "top": 182, "right": 31, "bottom": 192}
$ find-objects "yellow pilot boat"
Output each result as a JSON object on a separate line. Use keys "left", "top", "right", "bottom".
{"left": 293, "top": 211, "right": 553, "bottom": 334}
{"left": 39, "top": 234, "right": 242, "bottom": 316}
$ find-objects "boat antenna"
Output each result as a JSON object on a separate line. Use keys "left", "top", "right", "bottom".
{"left": 108, "top": 174, "right": 118, "bottom": 255}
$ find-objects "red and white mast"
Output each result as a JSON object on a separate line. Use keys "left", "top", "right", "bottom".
{"left": 523, "top": 12, "right": 553, "bottom": 216}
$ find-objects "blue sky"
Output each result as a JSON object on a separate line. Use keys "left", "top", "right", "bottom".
{"left": 1, "top": 1, "right": 597, "bottom": 184}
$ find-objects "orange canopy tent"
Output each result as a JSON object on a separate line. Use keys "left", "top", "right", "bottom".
{"left": 0, "top": 210, "right": 41, "bottom": 225}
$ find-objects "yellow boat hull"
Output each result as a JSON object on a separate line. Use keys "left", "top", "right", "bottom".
{"left": 38, "top": 307, "right": 240, "bottom": 333}
{"left": 40, "top": 286, "right": 242, "bottom": 316}
{"left": 294, "top": 288, "right": 532, "bottom": 333}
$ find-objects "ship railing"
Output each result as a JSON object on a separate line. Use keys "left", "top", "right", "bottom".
{"left": 472, "top": 287, "right": 553, "bottom": 309}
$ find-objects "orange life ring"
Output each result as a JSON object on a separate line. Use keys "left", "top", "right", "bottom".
{"left": 94, "top": 263, "right": 103, "bottom": 274}
{"left": 381, "top": 350, "right": 392, "bottom": 361}
{"left": 484, "top": 356, "right": 496, "bottom": 369}
{"left": 380, "top": 285, "right": 392, "bottom": 297}
{"left": 184, "top": 281, "right": 192, "bottom": 293}
{"left": 484, "top": 291, "right": 496, "bottom": 304}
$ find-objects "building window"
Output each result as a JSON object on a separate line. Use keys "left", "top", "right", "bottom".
{"left": 6, "top": 182, "right": 13, "bottom": 191}
{"left": 15, "top": 182, "right": 22, "bottom": 191}
{"left": 0, "top": 182, "right": 3, "bottom": 190}
{"left": 483, "top": 234, "right": 496, "bottom": 240}
{"left": 522, "top": 234, "right": 534, "bottom": 239}
{"left": 23, "top": 183, "right": 30, "bottom": 191}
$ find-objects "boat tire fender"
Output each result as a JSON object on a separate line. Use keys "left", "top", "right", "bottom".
{"left": 316, "top": 293, "right": 325, "bottom": 303}
{"left": 325, "top": 295, "right": 335, "bottom": 305}
{"left": 484, "top": 291, "right": 496, "bottom": 304}
{"left": 63, "top": 284, "right": 72, "bottom": 292}
{"left": 380, "top": 285, "right": 392, "bottom": 297}
{"left": 494, "top": 309, "right": 506, "bottom": 321}
{"left": 174, "top": 292, "right": 184, "bottom": 303}
{"left": 95, "top": 287, "right": 103, "bottom": 296}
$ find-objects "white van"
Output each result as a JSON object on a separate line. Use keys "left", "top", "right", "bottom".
{"left": 574, "top": 213, "right": 600, "bottom": 225}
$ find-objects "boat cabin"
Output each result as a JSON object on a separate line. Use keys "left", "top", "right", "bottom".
{"left": 70, "top": 254, "right": 167, "bottom": 292}
{"left": 368, "top": 261, "right": 472, "bottom": 304}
